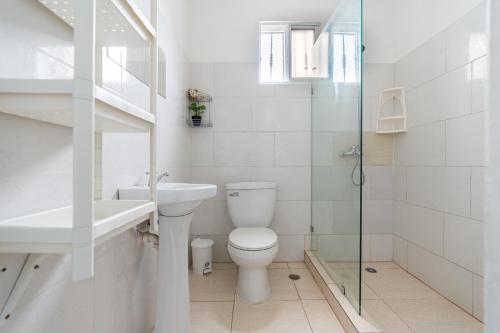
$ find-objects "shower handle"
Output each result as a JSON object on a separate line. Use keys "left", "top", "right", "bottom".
{"left": 339, "top": 145, "right": 362, "bottom": 158}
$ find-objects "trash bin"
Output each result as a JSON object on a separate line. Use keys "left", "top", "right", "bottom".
{"left": 191, "top": 238, "right": 214, "bottom": 275}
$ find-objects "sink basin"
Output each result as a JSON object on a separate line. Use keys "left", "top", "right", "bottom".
{"left": 119, "top": 182, "right": 217, "bottom": 333}
{"left": 119, "top": 183, "right": 217, "bottom": 216}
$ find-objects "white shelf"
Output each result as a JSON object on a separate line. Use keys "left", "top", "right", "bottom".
{"left": 0, "top": 200, "right": 155, "bottom": 254}
{"left": 0, "top": 79, "right": 155, "bottom": 132}
{"left": 376, "top": 87, "right": 407, "bottom": 134}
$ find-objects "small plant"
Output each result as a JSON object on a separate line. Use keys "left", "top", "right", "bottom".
{"left": 189, "top": 102, "right": 206, "bottom": 126}
{"left": 189, "top": 102, "right": 206, "bottom": 117}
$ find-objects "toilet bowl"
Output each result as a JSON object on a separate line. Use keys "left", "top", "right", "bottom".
{"left": 225, "top": 182, "right": 278, "bottom": 303}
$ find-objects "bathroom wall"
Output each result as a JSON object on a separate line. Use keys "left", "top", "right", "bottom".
{"left": 187, "top": 0, "right": 397, "bottom": 262}
{"left": 486, "top": 0, "right": 500, "bottom": 330}
{"left": 0, "top": 0, "right": 190, "bottom": 332}
{"left": 189, "top": 63, "right": 312, "bottom": 262}
{"left": 392, "top": 3, "right": 487, "bottom": 320}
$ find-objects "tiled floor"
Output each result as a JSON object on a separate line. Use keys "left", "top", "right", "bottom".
{"left": 189, "top": 262, "right": 345, "bottom": 333}
{"left": 327, "top": 261, "right": 485, "bottom": 333}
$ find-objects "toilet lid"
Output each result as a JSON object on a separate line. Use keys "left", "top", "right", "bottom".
{"left": 229, "top": 228, "right": 277, "bottom": 251}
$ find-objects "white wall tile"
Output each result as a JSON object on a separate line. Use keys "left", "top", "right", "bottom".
{"left": 407, "top": 242, "right": 473, "bottom": 313}
{"left": 393, "top": 202, "right": 444, "bottom": 256}
{"left": 446, "top": 112, "right": 485, "bottom": 166}
{"left": 446, "top": 3, "right": 487, "bottom": 71}
{"left": 363, "top": 63, "right": 395, "bottom": 98}
{"left": 275, "top": 132, "right": 311, "bottom": 166}
{"left": 213, "top": 132, "right": 274, "bottom": 166}
{"left": 370, "top": 235, "right": 393, "bottom": 261}
{"left": 395, "top": 122, "right": 446, "bottom": 166}
{"left": 364, "top": 166, "right": 393, "bottom": 200}
{"left": 276, "top": 235, "right": 306, "bottom": 262}
{"left": 440, "top": 64, "right": 472, "bottom": 119}
{"left": 312, "top": 201, "right": 335, "bottom": 234}
{"left": 274, "top": 83, "right": 311, "bottom": 98}
{"left": 213, "top": 63, "right": 274, "bottom": 97}
{"left": 473, "top": 274, "right": 484, "bottom": 321}
{"left": 191, "top": 62, "right": 214, "bottom": 95}
{"left": 312, "top": 166, "right": 353, "bottom": 201}
{"left": 406, "top": 167, "right": 470, "bottom": 216}
{"left": 333, "top": 201, "right": 359, "bottom": 235}
{"left": 471, "top": 167, "right": 484, "bottom": 221}
{"left": 471, "top": 56, "right": 487, "bottom": 113}
{"left": 363, "top": 200, "right": 393, "bottom": 234}
{"left": 274, "top": 201, "right": 311, "bottom": 235}
{"left": 191, "top": 132, "right": 214, "bottom": 166}
{"left": 253, "top": 167, "right": 311, "bottom": 201}
{"left": 393, "top": 236, "right": 408, "bottom": 269}
{"left": 312, "top": 132, "right": 334, "bottom": 166}
{"left": 444, "top": 214, "right": 484, "bottom": 275}
{"left": 395, "top": 33, "right": 446, "bottom": 89}
{"left": 212, "top": 98, "right": 253, "bottom": 131}
{"left": 253, "top": 98, "right": 311, "bottom": 131}
{"left": 393, "top": 167, "right": 406, "bottom": 201}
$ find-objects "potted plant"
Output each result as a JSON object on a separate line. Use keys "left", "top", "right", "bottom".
{"left": 189, "top": 102, "right": 206, "bottom": 127}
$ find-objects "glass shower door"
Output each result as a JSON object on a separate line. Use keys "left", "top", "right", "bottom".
{"left": 310, "top": 0, "right": 363, "bottom": 313}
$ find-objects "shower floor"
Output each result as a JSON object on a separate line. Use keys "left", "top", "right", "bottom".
{"left": 189, "top": 262, "right": 345, "bottom": 333}
{"left": 326, "top": 261, "right": 484, "bottom": 333}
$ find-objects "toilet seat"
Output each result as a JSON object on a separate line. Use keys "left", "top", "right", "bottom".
{"left": 229, "top": 227, "right": 277, "bottom": 251}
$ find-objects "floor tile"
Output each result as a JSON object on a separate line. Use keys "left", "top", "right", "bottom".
{"left": 269, "top": 262, "right": 288, "bottom": 269}
{"left": 288, "top": 262, "right": 307, "bottom": 269}
{"left": 213, "top": 262, "right": 237, "bottom": 270}
{"left": 290, "top": 268, "right": 325, "bottom": 300}
{"left": 362, "top": 262, "right": 400, "bottom": 270}
{"left": 302, "top": 300, "right": 345, "bottom": 333}
{"left": 190, "top": 270, "right": 236, "bottom": 301}
{"left": 362, "top": 300, "right": 412, "bottom": 333}
{"left": 385, "top": 298, "right": 484, "bottom": 333}
{"left": 190, "top": 302, "right": 233, "bottom": 333}
{"left": 232, "top": 300, "right": 312, "bottom": 333}
{"left": 363, "top": 268, "right": 442, "bottom": 300}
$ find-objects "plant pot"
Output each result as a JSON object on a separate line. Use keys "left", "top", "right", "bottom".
{"left": 191, "top": 116, "right": 202, "bottom": 127}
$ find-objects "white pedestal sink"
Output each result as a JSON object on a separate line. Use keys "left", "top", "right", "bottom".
{"left": 119, "top": 183, "right": 217, "bottom": 333}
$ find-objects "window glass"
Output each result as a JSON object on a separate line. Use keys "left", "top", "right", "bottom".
{"left": 291, "top": 29, "right": 315, "bottom": 78}
{"left": 260, "top": 31, "right": 286, "bottom": 83}
{"left": 332, "top": 33, "right": 357, "bottom": 83}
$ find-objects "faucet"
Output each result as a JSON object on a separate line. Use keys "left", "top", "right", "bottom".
{"left": 146, "top": 170, "right": 169, "bottom": 186}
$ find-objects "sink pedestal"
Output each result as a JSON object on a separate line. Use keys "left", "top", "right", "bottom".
{"left": 155, "top": 214, "right": 193, "bottom": 333}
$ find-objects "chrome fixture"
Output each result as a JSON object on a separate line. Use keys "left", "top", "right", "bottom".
{"left": 147, "top": 170, "right": 170, "bottom": 186}
{"left": 339, "top": 145, "right": 365, "bottom": 186}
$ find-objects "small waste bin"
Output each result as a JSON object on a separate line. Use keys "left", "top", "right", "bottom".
{"left": 191, "top": 238, "right": 214, "bottom": 275}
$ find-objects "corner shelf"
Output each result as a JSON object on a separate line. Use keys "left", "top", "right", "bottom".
{"left": 0, "top": 79, "right": 155, "bottom": 132}
{"left": 0, "top": 200, "right": 155, "bottom": 253}
{"left": 375, "top": 87, "right": 407, "bottom": 134}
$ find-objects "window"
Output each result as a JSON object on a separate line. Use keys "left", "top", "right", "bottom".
{"left": 259, "top": 22, "right": 324, "bottom": 83}
{"left": 332, "top": 33, "right": 358, "bottom": 83}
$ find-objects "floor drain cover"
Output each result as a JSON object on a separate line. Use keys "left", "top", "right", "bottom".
{"left": 289, "top": 274, "right": 301, "bottom": 280}
{"left": 365, "top": 267, "right": 378, "bottom": 273}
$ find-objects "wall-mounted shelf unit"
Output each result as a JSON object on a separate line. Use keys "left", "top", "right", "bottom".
{"left": 0, "top": 201, "right": 154, "bottom": 253}
{"left": 0, "top": 79, "right": 154, "bottom": 132}
{"left": 0, "top": 0, "right": 159, "bottom": 284}
{"left": 186, "top": 91, "right": 213, "bottom": 127}
{"left": 375, "top": 87, "right": 407, "bottom": 134}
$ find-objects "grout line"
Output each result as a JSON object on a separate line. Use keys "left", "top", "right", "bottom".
{"left": 229, "top": 268, "right": 237, "bottom": 332}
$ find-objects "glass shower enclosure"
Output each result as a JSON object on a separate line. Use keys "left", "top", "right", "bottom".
{"left": 310, "top": 0, "right": 363, "bottom": 313}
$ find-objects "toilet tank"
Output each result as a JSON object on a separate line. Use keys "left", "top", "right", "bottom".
{"left": 225, "top": 182, "right": 277, "bottom": 228}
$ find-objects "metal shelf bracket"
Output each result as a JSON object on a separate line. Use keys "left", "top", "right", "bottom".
{"left": 0, "top": 254, "right": 47, "bottom": 325}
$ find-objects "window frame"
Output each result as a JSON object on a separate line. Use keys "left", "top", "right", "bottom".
{"left": 259, "top": 21, "right": 323, "bottom": 84}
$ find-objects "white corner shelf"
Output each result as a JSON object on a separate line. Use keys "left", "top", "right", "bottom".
{"left": 0, "top": 200, "right": 155, "bottom": 254}
{"left": 376, "top": 87, "right": 407, "bottom": 134}
{"left": 0, "top": 79, "right": 155, "bottom": 132}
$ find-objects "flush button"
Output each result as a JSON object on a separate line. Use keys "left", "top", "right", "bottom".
{"left": 229, "top": 192, "right": 239, "bottom": 197}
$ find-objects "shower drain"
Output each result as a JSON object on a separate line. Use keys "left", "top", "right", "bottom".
{"left": 289, "top": 274, "right": 301, "bottom": 280}
{"left": 365, "top": 267, "right": 378, "bottom": 273}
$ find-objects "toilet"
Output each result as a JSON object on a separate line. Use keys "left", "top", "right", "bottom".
{"left": 225, "top": 181, "right": 278, "bottom": 303}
